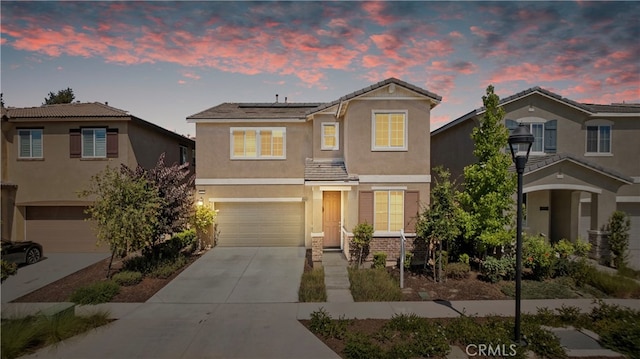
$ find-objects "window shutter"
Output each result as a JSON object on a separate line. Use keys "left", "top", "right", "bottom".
{"left": 69, "top": 129, "right": 81, "bottom": 158}
{"left": 404, "top": 191, "right": 419, "bottom": 232}
{"left": 544, "top": 120, "right": 557, "bottom": 153}
{"left": 107, "top": 128, "right": 118, "bottom": 158}
{"left": 358, "top": 191, "right": 374, "bottom": 226}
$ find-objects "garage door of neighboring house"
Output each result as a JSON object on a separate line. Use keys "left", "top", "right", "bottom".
{"left": 618, "top": 203, "right": 640, "bottom": 269}
{"left": 26, "top": 206, "right": 108, "bottom": 253}
{"left": 215, "top": 202, "right": 304, "bottom": 246}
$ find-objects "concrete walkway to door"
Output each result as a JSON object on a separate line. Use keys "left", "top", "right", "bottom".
{"left": 148, "top": 247, "right": 305, "bottom": 304}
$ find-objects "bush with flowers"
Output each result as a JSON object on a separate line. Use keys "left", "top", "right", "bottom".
{"left": 523, "top": 235, "right": 555, "bottom": 280}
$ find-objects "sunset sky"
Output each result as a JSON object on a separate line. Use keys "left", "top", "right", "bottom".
{"left": 1, "top": 1, "right": 638, "bottom": 137}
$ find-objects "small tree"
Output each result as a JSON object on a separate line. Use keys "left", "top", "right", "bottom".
{"left": 606, "top": 210, "right": 631, "bottom": 268}
{"left": 191, "top": 204, "right": 217, "bottom": 250}
{"left": 351, "top": 222, "right": 374, "bottom": 268}
{"left": 80, "top": 166, "right": 163, "bottom": 278}
{"left": 44, "top": 87, "right": 75, "bottom": 104}
{"left": 459, "top": 85, "right": 516, "bottom": 257}
{"left": 416, "top": 167, "right": 463, "bottom": 282}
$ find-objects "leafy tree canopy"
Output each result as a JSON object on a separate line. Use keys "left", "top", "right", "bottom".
{"left": 44, "top": 87, "right": 75, "bottom": 105}
{"left": 459, "top": 85, "right": 516, "bottom": 253}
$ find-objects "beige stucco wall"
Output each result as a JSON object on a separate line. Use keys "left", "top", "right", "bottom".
{"left": 431, "top": 117, "right": 477, "bottom": 182}
{"left": 343, "top": 100, "right": 431, "bottom": 176}
{"left": 195, "top": 121, "right": 310, "bottom": 179}
{"left": 128, "top": 120, "right": 195, "bottom": 174}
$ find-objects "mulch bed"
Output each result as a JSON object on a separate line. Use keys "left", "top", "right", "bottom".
{"left": 11, "top": 253, "right": 202, "bottom": 303}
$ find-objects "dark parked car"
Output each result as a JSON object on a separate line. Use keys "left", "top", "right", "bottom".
{"left": 1, "top": 239, "right": 43, "bottom": 265}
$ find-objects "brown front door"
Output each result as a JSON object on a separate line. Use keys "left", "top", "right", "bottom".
{"left": 323, "top": 191, "right": 341, "bottom": 248}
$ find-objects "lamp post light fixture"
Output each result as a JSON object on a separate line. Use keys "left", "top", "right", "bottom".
{"left": 196, "top": 197, "right": 204, "bottom": 206}
{"left": 508, "top": 124, "right": 534, "bottom": 344}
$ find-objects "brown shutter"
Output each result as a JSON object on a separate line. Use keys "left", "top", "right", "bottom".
{"left": 358, "top": 191, "right": 374, "bottom": 225}
{"left": 107, "top": 128, "right": 118, "bottom": 158}
{"left": 69, "top": 129, "right": 81, "bottom": 158}
{"left": 404, "top": 191, "right": 420, "bottom": 232}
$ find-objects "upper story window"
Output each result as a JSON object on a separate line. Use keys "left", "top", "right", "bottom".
{"left": 586, "top": 125, "right": 611, "bottom": 154}
{"left": 231, "top": 127, "right": 285, "bottom": 159}
{"left": 180, "top": 145, "right": 188, "bottom": 165}
{"left": 372, "top": 111, "right": 407, "bottom": 151}
{"left": 82, "top": 128, "right": 107, "bottom": 158}
{"left": 18, "top": 129, "right": 43, "bottom": 158}
{"left": 506, "top": 119, "right": 556, "bottom": 154}
{"left": 321, "top": 123, "right": 339, "bottom": 150}
{"left": 374, "top": 190, "right": 404, "bottom": 232}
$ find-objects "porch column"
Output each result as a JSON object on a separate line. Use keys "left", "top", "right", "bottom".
{"left": 311, "top": 187, "right": 324, "bottom": 263}
{"left": 588, "top": 190, "right": 617, "bottom": 263}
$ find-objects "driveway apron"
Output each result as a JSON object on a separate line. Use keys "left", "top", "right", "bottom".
{"left": 148, "top": 247, "right": 305, "bottom": 304}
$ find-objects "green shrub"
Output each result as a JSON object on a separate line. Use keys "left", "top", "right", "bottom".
{"left": 523, "top": 235, "right": 555, "bottom": 280}
{"left": 148, "top": 256, "right": 188, "bottom": 279}
{"left": 573, "top": 238, "right": 592, "bottom": 258}
{"left": 69, "top": 281, "right": 120, "bottom": 305}
{"left": 404, "top": 252, "right": 413, "bottom": 270}
{"left": 569, "top": 258, "right": 595, "bottom": 287}
{"left": 606, "top": 210, "right": 631, "bottom": 268}
{"left": 111, "top": 270, "right": 143, "bottom": 286}
{"left": 299, "top": 268, "right": 327, "bottom": 302}
{"left": 343, "top": 332, "right": 384, "bottom": 359}
{"left": 122, "top": 255, "right": 155, "bottom": 274}
{"left": 1, "top": 259, "right": 18, "bottom": 282}
{"left": 386, "top": 313, "right": 426, "bottom": 332}
{"left": 372, "top": 252, "right": 387, "bottom": 269}
{"left": 446, "top": 262, "right": 470, "bottom": 279}
{"left": 171, "top": 228, "right": 197, "bottom": 254}
{"left": 308, "top": 308, "right": 349, "bottom": 339}
{"left": 458, "top": 253, "right": 470, "bottom": 265}
{"left": 480, "top": 256, "right": 514, "bottom": 283}
{"left": 553, "top": 238, "right": 575, "bottom": 258}
{"left": 348, "top": 268, "right": 402, "bottom": 301}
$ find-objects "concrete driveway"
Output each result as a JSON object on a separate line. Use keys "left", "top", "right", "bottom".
{"left": 148, "top": 247, "right": 305, "bottom": 304}
{"left": 1, "top": 253, "right": 110, "bottom": 303}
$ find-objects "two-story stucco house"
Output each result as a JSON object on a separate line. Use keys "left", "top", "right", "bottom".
{"left": 432, "top": 87, "right": 640, "bottom": 269}
{"left": 187, "top": 78, "right": 441, "bottom": 262}
{"left": 1, "top": 102, "right": 195, "bottom": 253}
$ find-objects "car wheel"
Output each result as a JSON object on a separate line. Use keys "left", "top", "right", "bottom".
{"left": 26, "top": 248, "right": 41, "bottom": 265}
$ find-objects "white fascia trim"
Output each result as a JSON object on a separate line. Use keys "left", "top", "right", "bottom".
{"left": 359, "top": 175, "right": 431, "bottom": 183}
{"left": 188, "top": 118, "right": 305, "bottom": 123}
{"left": 305, "top": 181, "right": 359, "bottom": 186}
{"left": 361, "top": 97, "right": 426, "bottom": 101}
{"left": 524, "top": 184, "right": 602, "bottom": 194}
{"left": 633, "top": 177, "right": 640, "bottom": 184}
{"left": 210, "top": 197, "right": 304, "bottom": 203}
{"left": 196, "top": 178, "right": 305, "bottom": 185}
{"left": 319, "top": 186, "right": 353, "bottom": 191}
{"left": 590, "top": 113, "right": 640, "bottom": 117}
{"left": 524, "top": 158, "right": 631, "bottom": 184}
{"left": 616, "top": 196, "right": 640, "bottom": 203}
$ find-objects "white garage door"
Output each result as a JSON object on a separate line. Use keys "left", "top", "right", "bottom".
{"left": 618, "top": 203, "right": 640, "bottom": 270}
{"left": 215, "top": 202, "right": 304, "bottom": 246}
{"left": 26, "top": 206, "right": 108, "bottom": 253}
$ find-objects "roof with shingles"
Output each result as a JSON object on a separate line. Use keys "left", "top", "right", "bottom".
{"left": 516, "top": 153, "right": 632, "bottom": 184}
{"left": 304, "top": 158, "right": 357, "bottom": 181}
{"left": 5, "top": 102, "right": 130, "bottom": 118}
{"left": 432, "top": 87, "right": 640, "bottom": 136}
{"left": 307, "top": 77, "right": 442, "bottom": 116}
{"left": 187, "top": 102, "right": 323, "bottom": 120}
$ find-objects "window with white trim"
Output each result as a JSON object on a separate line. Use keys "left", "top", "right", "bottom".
{"left": 374, "top": 190, "right": 404, "bottom": 232}
{"left": 372, "top": 111, "right": 407, "bottom": 151}
{"left": 586, "top": 125, "right": 611, "bottom": 154}
{"left": 180, "top": 145, "right": 188, "bottom": 165}
{"left": 505, "top": 119, "right": 557, "bottom": 154}
{"left": 18, "top": 129, "right": 43, "bottom": 158}
{"left": 231, "top": 127, "right": 285, "bottom": 159}
{"left": 82, "top": 128, "right": 106, "bottom": 158}
{"left": 321, "top": 123, "right": 339, "bottom": 150}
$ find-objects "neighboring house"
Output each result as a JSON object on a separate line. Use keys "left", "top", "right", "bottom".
{"left": 1, "top": 102, "right": 195, "bottom": 253}
{"left": 187, "top": 78, "right": 441, "bottom": 262}
{"left": 432, "top": 87, "right": 640, "bottom": 269}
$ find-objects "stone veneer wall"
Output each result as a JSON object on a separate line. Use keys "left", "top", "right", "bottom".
{"left": 588, "top": 230, "right": 611, "bottom": 265}
{"left": 312, "top": 235, "right": 323, "bottom": 262}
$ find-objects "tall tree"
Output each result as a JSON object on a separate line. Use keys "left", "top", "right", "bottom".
{"left": 122, "top": 153, "right": 195, "bottom": 254}
{"left": 459, "top": 85, "right": 516, "bottom": 255}
{"left": 44, "top": 87, "right": 75, "bottom": 104}
{"left": 80, "top": 166, "right": 163, "bottom": 277}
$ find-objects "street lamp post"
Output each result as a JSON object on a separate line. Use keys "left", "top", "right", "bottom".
{"left": 508, "top": 125, "right": 534, "bottom": 344}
